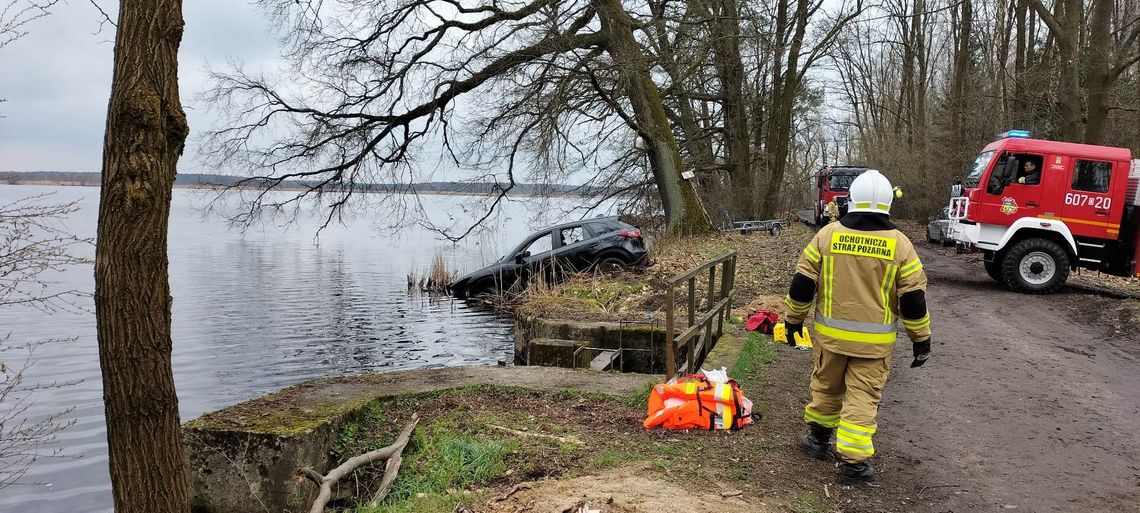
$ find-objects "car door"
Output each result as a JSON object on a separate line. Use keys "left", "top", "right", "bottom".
{"left": 553, "top": 224, "right": 595, "bottom": 272}
{"left": 519, "top": 229, "right": 557, "bottom": 284}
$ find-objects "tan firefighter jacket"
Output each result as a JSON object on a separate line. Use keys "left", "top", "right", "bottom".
{"left": 784, "top": 222, "right": 931, "bottom": 359}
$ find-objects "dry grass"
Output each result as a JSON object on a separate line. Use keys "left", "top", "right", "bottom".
{"left": 515, "top": 224, "right": 815, "bottom": 322}
{"left": 407, "top": 254, "right": 458, "bottom": 292}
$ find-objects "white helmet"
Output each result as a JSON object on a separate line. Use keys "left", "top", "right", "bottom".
{"left": 847, "top": 169, "right": 894, "bottom": 215}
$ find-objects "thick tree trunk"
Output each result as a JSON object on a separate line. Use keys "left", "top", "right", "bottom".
{"left": 649, "top": 3, "right": 722, "bottom": 216}
{"left": 1014, "top": 0, "right": 1028, "bottom": 125}
{"left": 1084, "top": 0, "right": 1115, "bottom": 144}
{"left": 759, "top": 0, "right": 807, "bottom": 218}
{"left": 708, "top": 0, "right": 754, "bottom": 220}
{"left": 95, "top": 1, "right": 191, "bottom": 512}
{"left": 596, "top": 0, "right": 711, "bottom": 234}
{"left": 949, "top": 0, "right": 972, "bottom": 174}
{"left": 1058, "top": 0, "right": 1083, "bottom": 140}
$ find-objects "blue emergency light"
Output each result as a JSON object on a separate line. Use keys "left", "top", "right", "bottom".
{"left": 997, "top": 129, "right": 1032, "bottom": 139}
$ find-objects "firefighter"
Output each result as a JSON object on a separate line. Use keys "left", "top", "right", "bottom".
{"left": 1018, "top": 160, "right": 1041, "bottom": 185}
{"left": 782, "top": 169, "right": 932, "bottom": 485}
{"left": 826, "top": 200, "right": 840, "bottom": 223}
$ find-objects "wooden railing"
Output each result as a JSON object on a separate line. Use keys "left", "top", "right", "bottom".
{"left": 664, "top": 251, "right": 737, "bottom": 380}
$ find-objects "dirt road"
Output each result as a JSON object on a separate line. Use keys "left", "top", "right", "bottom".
{"left": 849, "top": 245, "right": 1140, "bottom": 511}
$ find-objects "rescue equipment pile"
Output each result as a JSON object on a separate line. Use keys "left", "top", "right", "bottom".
{"left": 643, "top": 369, "right": 756, "bottom": 431}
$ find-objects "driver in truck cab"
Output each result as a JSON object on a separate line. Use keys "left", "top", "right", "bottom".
{"left": 1018, "top": 160, "right": 1041, "bottom": 185}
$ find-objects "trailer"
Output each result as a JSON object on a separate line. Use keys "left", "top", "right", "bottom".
{"left": 724, "top": 219, "right": 787, "bottom": 236}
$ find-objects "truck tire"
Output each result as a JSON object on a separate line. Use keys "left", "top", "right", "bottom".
{"left": 1001, "top": 238, "right": 1070, "bottom": 294}
{"left": 983, "top": 256, "right": 1004, "bottom": 284}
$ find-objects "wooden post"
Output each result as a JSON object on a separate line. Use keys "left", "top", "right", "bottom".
{"left": 687, "top": 277, "right": 696, "bottom": 374}
{"left": 705, "top": 266, "right": 716, "bottom": 361}
{"left": 665, "top": 285, "right": 676, "bottom": 380}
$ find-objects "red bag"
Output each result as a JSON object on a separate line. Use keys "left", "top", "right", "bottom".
{"left": 745, "top": 310, "right": 779, "bottom": 334}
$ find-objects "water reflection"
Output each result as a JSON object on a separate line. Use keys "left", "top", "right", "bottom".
{"left": 0, "top": 185, "right": 556, "bottom": 513}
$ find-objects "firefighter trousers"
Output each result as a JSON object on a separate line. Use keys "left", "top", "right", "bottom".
{"left": 802, "top": 346, "right": 891, "bottom": 463}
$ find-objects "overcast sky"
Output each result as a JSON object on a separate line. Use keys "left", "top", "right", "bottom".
{"left": 0, "top": 0, "right": 280, "bottom": 172}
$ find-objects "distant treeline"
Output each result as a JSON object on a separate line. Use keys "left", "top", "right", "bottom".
{"left": 0, "top": 171, "right": 607, "bottom": 197}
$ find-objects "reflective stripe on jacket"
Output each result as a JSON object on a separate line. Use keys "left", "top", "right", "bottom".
{"left": 785, "top": 222, "right": 931, "bottom": 359}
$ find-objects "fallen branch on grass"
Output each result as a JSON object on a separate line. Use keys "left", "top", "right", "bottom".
{"left": 295, "top": 413, "right": 420, "bottom": 513}
{"left": 496, "top": 482, "right": 533, "bottom": 501}
{"left": 486, "top": 424, "right": 583, "bottom": 445}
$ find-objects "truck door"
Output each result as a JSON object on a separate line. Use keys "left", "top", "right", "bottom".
{"left": 979, "top": 151, "right": 1044, "bottom": 221}
{"left": 1061, "top": 158, "right": 1116, "bottom": 239}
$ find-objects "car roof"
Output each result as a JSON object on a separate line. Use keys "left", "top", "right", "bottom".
{"left": 538, "top": 216, "right": 623, "bottom": 232}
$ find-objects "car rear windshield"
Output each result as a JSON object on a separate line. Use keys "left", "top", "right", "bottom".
{"left": 587, "top": 219, "right": 627, "bottom": 235}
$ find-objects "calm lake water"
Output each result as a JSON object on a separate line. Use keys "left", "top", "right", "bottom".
{"left": 0, "top": 185, "right": 576, "bottom": 512}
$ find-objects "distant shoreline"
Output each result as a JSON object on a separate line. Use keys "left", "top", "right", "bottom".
{"left": 0, "top": 179, "right": 595, "bottom": 198}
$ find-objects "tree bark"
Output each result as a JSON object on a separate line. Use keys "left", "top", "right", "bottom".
{"left": 949, "top": 0, "right": 972, "bottom": 174}
{"left": 1084, "top": 0, "right": 1115, "bottom": 144}
{"left": 95, "top": 1, "right": 190, "bottom": 512}
{"left": 707, "top": 0, "right": 754, "bottom": 220}
{"left": 759, "top": 0, "right": 807, "bottom": 218}
{"left": 596, "top": 0, "right": 711, "bottom": 234}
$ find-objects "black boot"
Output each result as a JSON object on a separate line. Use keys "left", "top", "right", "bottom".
{"left": 838, "top": 460, "right": 874, "bottom": 485}
{"left": 799, "top": 423, "right": 833, "bottom": 461}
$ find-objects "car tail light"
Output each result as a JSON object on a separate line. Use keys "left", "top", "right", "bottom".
{"left": 618, "top": 229, "right": 641, "bottom": 239}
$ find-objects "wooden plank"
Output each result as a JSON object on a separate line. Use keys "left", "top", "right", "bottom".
{"left": 687, "top": 277, "right": 696, "bottom": 327}
{"left": 665, "top": 285, "right": 676, "bottom": 380}
{"left": 668, "top": 251, "right": 737, "bottom": 284}
{"left": 589, "top": 350, "right": 618, "bottom": 371}
{"left": 675, "top": 296, "right": 731, "bottom": 344}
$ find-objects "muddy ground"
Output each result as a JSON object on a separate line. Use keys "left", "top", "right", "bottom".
{"left": 321, "top": 228, "right": 1140, "bottom": 512}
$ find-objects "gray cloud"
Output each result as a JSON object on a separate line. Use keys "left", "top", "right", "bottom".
{"left": 0, "top": 0, "right": 279, "bottom": 172}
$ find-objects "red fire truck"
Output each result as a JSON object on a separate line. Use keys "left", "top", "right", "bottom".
{"left": 947, "top": 130, "right": 1140, "bottom": 293}
{"left": 812, "top": 165, "right": 869, "bottom": 225}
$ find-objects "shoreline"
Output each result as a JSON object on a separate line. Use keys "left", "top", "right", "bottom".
{"left": 0, "top": 180, "right": 595, "bottom": 198}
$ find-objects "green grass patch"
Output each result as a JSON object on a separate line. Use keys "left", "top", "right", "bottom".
{"left": 357, "top": 490, "right": 485, "bottom": 513}
{"left": 729, "top": 331, "right": 777, "bottom": 392}
{"left": 618, "top": 381, "right": 655, "bottom": 410}
{"left": 591, "top": 449, "right": 626, "bottom": 470}
{"left": 792, "top": 491, "right": 827, "bottom": 513}
{"left": 386, "top": 418, "right": 516, "bottom": 502}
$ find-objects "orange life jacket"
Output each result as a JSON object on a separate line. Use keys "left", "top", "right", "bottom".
{"left": 643, "top": 375, "right": 753, "bottom": 431}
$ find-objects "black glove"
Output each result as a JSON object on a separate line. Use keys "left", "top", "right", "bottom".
{"left": 785, "top": 323, "right": 804, "bottom": 348}
{"left": 911, "top": 339, "right": 931, "bottom": 368}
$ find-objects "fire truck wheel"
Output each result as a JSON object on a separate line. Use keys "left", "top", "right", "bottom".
{"left": 1001, "top": 238, "right": 1070, "bottom": 294}
{"left": 983, "top": 257, "right": 1005, "bottom": 284}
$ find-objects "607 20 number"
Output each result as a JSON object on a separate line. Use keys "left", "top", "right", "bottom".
{"left": 1065, "top": 193, "right": 1111, "bottom": 209}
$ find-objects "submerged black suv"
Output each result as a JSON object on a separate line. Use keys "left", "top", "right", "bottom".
{"left": 448, "top": 216, "right": 648, "bottom": 298}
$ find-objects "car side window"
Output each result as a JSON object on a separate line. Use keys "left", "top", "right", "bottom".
{"left": 1072, "top": 160, "right": 1112, "bottom": 193}
{"left": 560, "top": 226, "right": 584, "bottom": 246}
{"left": 523, "top": 232, "right": 553, "bottom": 256}
{"left": 586, "top": 221, "right": 615, "bottom": 236}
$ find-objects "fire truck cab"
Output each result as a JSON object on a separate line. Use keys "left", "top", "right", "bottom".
{"left": 947, "top": 130, "right": 1140, "bottom": 293}
{"left": 812, "top": 165, "right": 869, "bottom": 225}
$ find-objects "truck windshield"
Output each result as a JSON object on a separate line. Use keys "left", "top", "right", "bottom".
{"left": 828, "top": 173, "right": 859, "bottom": 191}
{"left": 964, "top": 150, "right": 994, "bottom": 187}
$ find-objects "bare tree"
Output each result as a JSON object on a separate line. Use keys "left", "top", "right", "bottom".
{"left": 0, "top": 194, "right": 87, "bottom": 489}
{"left": 201, "top": 0, "right": 712, "bottom": 237}
{"left": 0, "top": 0, "right": 59, "bottom": 49}
{"left": 95, "top": 0, "right": 191, "bottom": 511}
